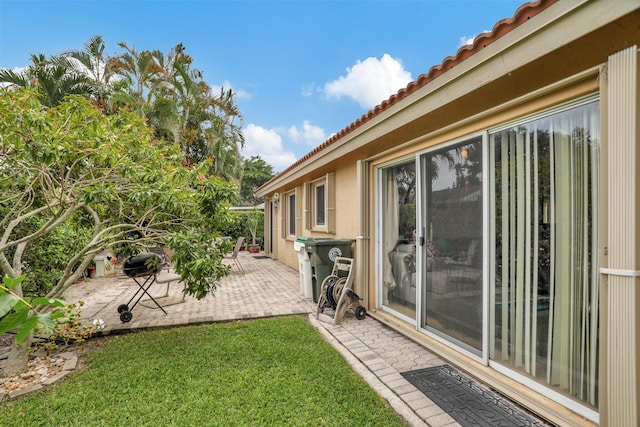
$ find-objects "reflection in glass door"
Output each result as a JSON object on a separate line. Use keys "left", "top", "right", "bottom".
{"left": 421, "top": 137, "right": 483, "bottom": 353}
{"left": 380, "top": 160, "right": 417, "bottom": 320}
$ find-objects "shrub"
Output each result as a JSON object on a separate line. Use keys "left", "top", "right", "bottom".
{"left": 218, "top": 210, "right": 264, "bottom": 247}
{"left": 22, "top": 221, "right": 92, "bottom": 297}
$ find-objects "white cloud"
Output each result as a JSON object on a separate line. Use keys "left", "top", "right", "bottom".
{"left": 211, "top": 80, "right": 251, "bottom": 100}
{"left": 288, "top": 120, "right": 326, "bottom": 147}
{"left": 301, "top": 83, "right": 316, "bottom": 97}
{"left": 323, "top": 53, "right": 413, "bottom": 109}
{"left": 459, "top": 31, "right": 489, "bottom": 47}
{"left": 459, "top": 35, "right": 476, "bottom": 47}
{"left": 242, "top": 123, "right": 297, "bottom": 171}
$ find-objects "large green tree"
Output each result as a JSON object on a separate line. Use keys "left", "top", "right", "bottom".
{"left": 240, "top": 156, "right": 275, "bottom": 206}
{"left": 0, "top": 37, "right": 245, "bottom": 182}
{"left": 0, "top": 87, "right": 237, "bottom": 376}
{"left": 110, "top": 41, "right": 245, "bottom": 178}
{"left": 58, "top": 35, "right": 120, "bottom": 111}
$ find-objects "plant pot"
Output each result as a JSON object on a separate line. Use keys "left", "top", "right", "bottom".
{"left": 248, "top": 244, "right": 260, "bottom": 253}
{"left": 87, "top": 266, "right": 96, "bottom": 278}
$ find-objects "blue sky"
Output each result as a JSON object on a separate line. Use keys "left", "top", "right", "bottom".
{"left": 0, "top": 0, "right": 523, "bottom": 172}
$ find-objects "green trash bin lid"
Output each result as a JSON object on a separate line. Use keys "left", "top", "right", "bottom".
{"left": 303, "top": 238, "right": 333, "bottom": 254}
{"left": 307, "top": 238, "right": 353, "bottom": 246}
{"left": 304, "top": 238, "right": 353, "bottom": 262}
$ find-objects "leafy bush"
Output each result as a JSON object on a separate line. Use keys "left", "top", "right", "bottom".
{"left": 218, "top": 210, "right": 264, "bottom": 247}
{"left": 21, "top": 221, "right": 92, "bottom": 297}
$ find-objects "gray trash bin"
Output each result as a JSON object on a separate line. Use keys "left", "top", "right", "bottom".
{"left": 304, "top": 238, "right": 354, "bottom": 302}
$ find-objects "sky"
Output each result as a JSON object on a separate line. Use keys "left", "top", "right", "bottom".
{"left": 0, "top": 0, "right": 524, "bottom": 172}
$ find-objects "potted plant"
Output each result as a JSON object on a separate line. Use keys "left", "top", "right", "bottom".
{"left": 246, "top": 209, "right": 262, "bottom": 253}
{"left": 86, "top": 261, "right": 97, "bottom": 278}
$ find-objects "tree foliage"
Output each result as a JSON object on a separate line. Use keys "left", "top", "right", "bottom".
{"left": 0, "top": 275, "right": 65, "bottom": 344}
{"left": 0, "top": 39, "right": 250, "bottom": 376}
{"left": 240, "top": 155, "right": 275, "bottom": 206}
{"left": 0, "top": 87, "right": 236, "bottom": 300}
{"left": 1, "top": 36, "right": 245, "bottom": 182}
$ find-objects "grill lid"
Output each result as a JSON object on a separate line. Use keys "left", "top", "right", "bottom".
{"left": 123, "top": 253, "right": 162, "bottom": 277}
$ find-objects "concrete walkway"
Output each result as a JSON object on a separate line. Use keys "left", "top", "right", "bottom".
{"left": 65, "top": 252, "right": 459, "bottom": 426}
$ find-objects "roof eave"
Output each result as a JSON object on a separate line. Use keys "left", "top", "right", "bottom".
{"left": 256, "top": 0, "right": 638, "bottom": 196}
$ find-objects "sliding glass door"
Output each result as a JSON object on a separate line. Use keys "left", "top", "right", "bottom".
{"left": 380, "top": 160, "right": 417, "bottom": 320}
{"left": 376, "top": 96, "right": 599, "bottom": 414}
{"left": 420, "top": 136, "right": 484, "bottom": 353}
{"left": 490, "top": 100, "right": 600, "bottom": 409}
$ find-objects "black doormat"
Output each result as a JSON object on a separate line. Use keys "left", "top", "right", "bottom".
{"left": 252, "top": 255, "right": 270, "bottom": 259}
{"left": 401, "top": 365, "right": 547, "bottom": 427}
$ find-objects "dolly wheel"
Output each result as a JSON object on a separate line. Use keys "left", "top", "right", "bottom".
{"left": 117, "top": 304, "right": 129, "bottom": 314}
{"left": 120, "top": 311, "right": 133, "bottom": 323}
{"left": 355, "top": 306, "right": 367, "bottom": 320}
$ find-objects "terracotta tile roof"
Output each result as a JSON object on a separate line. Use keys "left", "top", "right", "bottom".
{"left": 260, "top": 0, "right": 557, "bottom": 190}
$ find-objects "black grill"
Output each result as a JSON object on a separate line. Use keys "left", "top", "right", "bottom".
{"left": 123, "top": 253, "right": 161, "bottom": 277}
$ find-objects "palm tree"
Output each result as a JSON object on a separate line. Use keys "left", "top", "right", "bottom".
{"left": 110, "top": 41, "right": 161, "bottom": 114}
{"left": 58, "top": 35, "right": 120, "bottom": 111}
{"left": 0, "top": 53, "right": 93, "bottom": 107}
{"left": 137, "top": 44, "right": 245, "bottom": 180}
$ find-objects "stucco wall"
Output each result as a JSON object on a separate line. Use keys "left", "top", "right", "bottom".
{"left": 269, "top": 155, "right": 360, "bottom": 270}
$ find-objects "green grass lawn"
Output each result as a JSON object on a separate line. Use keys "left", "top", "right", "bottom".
{"left": 0, "top": 316, "right": 407, "bottom": 426}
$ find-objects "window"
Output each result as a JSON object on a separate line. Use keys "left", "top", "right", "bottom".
{"left": 375, "top": 96, "right": 600, "bottom": 418}
{"left": 421, "top": 136, "right": 483, "bottom": 351}
{"left": 380, "top": 160, "right": 417, "bottom": 320}
{"left": 281, "top": 186, "right": 302, "bottom": 239}
{"left": 315, "top": 183, "right": 326, "bottom": 226}
{"left": 305, "top": 173, "right": 335, "bottom": 233}
{"left": 287, "top": 192, "right": 296, "bottom": 237}
{"left": 490, "top": 99, "right": 600, "bottom": 408}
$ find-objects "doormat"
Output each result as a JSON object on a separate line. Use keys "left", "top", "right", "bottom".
{"left": 401, "top": 365, "right": 547, "bottom": 427}
{"left": 252, "top": 255, "right": 270, "bottom": 259}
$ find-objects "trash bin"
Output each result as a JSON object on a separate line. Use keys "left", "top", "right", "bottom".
{"left": 293, "top": 237, "right": 313, "bottom": 299}
{"left": 304, "top": 238, "right": 354, "bottom": 302}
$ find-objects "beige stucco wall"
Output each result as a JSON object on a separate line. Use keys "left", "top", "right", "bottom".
{"left": 267, "top": 155, "right": 359, "bottom": 269}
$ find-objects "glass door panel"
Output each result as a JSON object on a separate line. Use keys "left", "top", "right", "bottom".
{"left": 490, "top": 101, "right": 599, "bottom": 408}
{"left": 380, "top": 161, "right": 417, "bottom": 320}
{"left": 421, "top": 137, "right": 483, "bottom": 353}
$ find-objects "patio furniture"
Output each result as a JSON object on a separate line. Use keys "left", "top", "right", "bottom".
{"left": 118, "top": 253, "right": 181, "bottom": 323}
{"left": 224, "top": 236, "right": 245, "bottom": 273}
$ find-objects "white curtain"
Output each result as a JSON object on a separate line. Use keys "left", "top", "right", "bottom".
{"left": 383, "top": 170, "right": 399, "bottom": 292}
{"left": 492, "top": 100, "right": 599, "bottom": 407}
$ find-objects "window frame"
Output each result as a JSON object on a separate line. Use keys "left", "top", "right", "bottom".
{"left": 372, "top": 93, "right": 600, "bottom": 422}
{"left": 282, "top": 187, "right": 302, "bottom": 240}
{"left": 287, "top": 192, "right": 296, "bottom": 237}
{"left": 305, "top": 173, "right": 336, "bottom": 233}
{"left": 314, "top": 182, "right": 326, "bottom": 227}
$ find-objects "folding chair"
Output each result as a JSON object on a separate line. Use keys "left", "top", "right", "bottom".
{"left": 146, "top": 246, "right": 171, "bottom": 272}
{"left": 224, "top": 236, "right": 245, "bottom": 273}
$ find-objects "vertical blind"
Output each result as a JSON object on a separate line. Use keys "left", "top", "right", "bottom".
{"left": 491, "top": 100, "right": 599, "bottom": 407}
